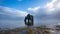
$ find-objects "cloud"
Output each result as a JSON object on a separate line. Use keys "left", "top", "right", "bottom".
{"left": 0, "top": 6, "right": 28, "bottom": 29}
{"left": 0, "top": 6, "right": 28, "bottom": 17}
{"left": 40, "top": 0, "right": 60, "bottom": 18}
{"left": 27, "top": 0, "right": 60, "bottom": 26}
{"left": 27, "top": 0, "right": 60, "bottom": 21}
{"left": 27, "top": 0, "right": 60, "bottom": 15}
{"left": 27, "top": 6, "right": 40, "bottom": 12}
{"left": 45, "top": 0, "right": 60, "bottom": 14}
{"left": 27, "top": 0, "right": 60, "bottom": 18}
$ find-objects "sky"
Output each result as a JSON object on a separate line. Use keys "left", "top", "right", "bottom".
{"left": 0, "top": 0, "right": 60, "bottom": 29}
